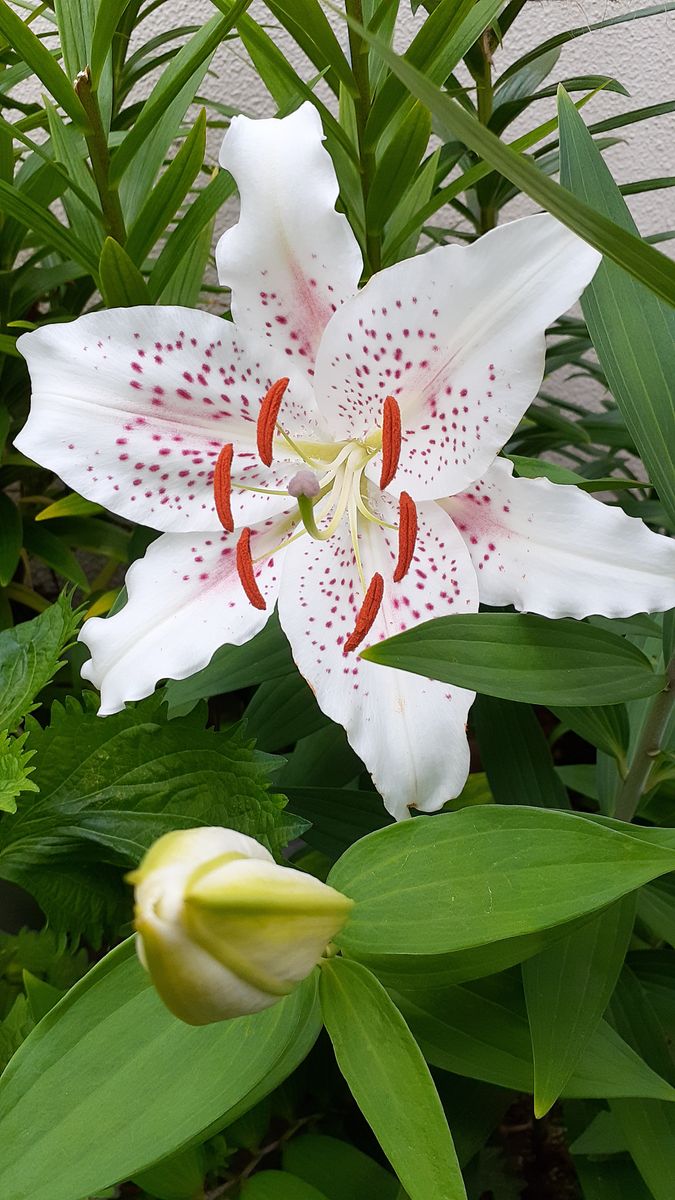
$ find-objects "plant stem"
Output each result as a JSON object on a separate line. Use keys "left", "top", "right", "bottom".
{"left": 74, "top": 67, "right": 127, "bottom": 245}
{"left": 475, "top": 30, "right": 496, "bottom": 233}
{"left": 345, "top": 0, "right": 380, "bottom": 276}
{"left": 614, "top": 654, "right": 675, "bottom": 822}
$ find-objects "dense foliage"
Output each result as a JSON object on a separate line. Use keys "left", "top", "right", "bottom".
{"left": 0, "top": 2, "right": 674, "bottom": 1198}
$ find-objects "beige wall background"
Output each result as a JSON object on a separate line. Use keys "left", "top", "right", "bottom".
{"left": 145, "top": 0, "right": 675, "bottom": 243}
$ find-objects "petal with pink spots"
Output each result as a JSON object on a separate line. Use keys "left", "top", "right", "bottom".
{"left": 313, "top": 214, "right": 600, "bottom": 501}
{"left": 16, "top": 306, "right": 319, "bottom": 532}
{"left": 216, "top": 103, "right": 363, "bottom": 372}
{"left": 277, "top": 492, "right": 478, "bottom": 819}
{"left": 79, "top": 517, "right": 291, "bottom": 714}
{"left": 441, "top": 457, "right": 675, "bottom": 618}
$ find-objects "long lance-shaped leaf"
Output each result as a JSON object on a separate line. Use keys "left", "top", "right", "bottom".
{"left": 125, "top": 109, "right": 206, "bottom": 264}
{"left": 558, "top": 87, "right": 675, "bottom": 527}
{"left": 0, "top": 179, "right": 99, "bottom": 274}
{"left": 90, "top": 0, "right": 134, "bottom": 88}
{"left": 339, "top": 7, "right": 675, "bottom": 307}
{"left": 110, "top": 2, "right": 250, "bottom": 185}
{"left": 0, "top": 0, "right": 87, "bottom": 128}
{"left": 148, "top": 167, "right": 234, "bottom": 300}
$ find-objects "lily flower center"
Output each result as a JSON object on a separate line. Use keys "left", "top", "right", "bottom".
{"left": 217, "top": 380, "right": 418, "bottom": 653}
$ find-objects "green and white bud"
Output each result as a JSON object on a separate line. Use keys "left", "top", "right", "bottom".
{"left": 129, "top": 827, "right": 353, "bottom": 1025}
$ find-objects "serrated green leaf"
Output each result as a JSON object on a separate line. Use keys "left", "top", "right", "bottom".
{"left": 0, "top": 593, "right": 78, "bottom": 732}
{"left": 0, "top": 731, "right": 37, "bottom": 815}
{"left": 361, "top": 614, "right": 664, "bottom": 706}
{"left": 0, "top": 941, "right": 320, "bottom": 1200}
{"left": 0, "top": 693, "right": 305, "bottom": 941}
{"left": 320, "top": 957, "right": 466, "bottom": 1200}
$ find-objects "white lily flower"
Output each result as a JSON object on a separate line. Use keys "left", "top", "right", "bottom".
{"left": 130, "top": 826, "right": 352, "bottom": 1025}
{"left": 16, "top": 103, "right": 675, "bottom": 819}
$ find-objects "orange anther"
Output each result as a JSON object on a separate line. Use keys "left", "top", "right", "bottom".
{"left": 236, "top": 528, "right": 266, "bottom": 610}
{"left": 393, "top": 491, "right": 417, "bottom": 583}
{"left": 343, "top": 572, "right": 384, "bottom": 655}
{"left": 213, "top": 443, "right": 234, "bottom": 532}
{"left": 380, "top": 394, "right": 402, "bottom": 490}
{"left": 257, "top": 377, "right": 289, "bottom": 466}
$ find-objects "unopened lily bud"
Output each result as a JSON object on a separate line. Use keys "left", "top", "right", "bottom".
{"left": 129, "top": 827, "right": 353, "bottom": 1026}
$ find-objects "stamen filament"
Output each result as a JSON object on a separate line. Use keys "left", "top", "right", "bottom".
{"left": 236, "top": 528, "right": 266, "bottom": 610}
{"left": 380, "top": 395, "right": 402, "bottom": 490}
{"left": 348, "top": 486, "right": 366, "bottom": 594}
{"left": 343, "top": 573, "right": 384, "bottom": 655}
{"left": 355, "top": 489, "right": 396, "bottom": 529}
{"left": 257, "top": 378, "right": 289, "bottom": 466}
{"left": 213, "top": 443, "right": 234, "bottom": 532}
{"left": 394, "top": 491, "right": 418, "bottom": 583}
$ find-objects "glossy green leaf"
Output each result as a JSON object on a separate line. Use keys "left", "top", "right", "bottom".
{"left": 125, "top": 109, "right": 206, "bottom": 265}
{"left": 36, "top": 494, "right": 103, "bottom": 521}
{"left": 347, "top": 13, "right": 675, "bottom": 306}
{"left": 366, "top": 101, "right": 431, "bottom": 234}
{"left": 320, "top": 957, "right": 466, "bottom": 1200}
{"left": 328, "top": 807, "right": 675, "bottom": 960}
{"left": 282, "top": 1134, "right": 398, "bottom": 1200}
{"left": 361, "top": 614, "right": 664, "bottom": 706}
{"left": 0, "top": 180, "right": 99, "bottom": 275}
{"left": 22, "top": 522, "right": 89, "bottom": 591}
{"left": 523, "top": 895, "right": 636, "bottom": 1117}
{"left": 0, "top": 0, "right": 87, "bottom": 128}
{"left": 550, "top": 702, "right": 629, "bottom": 763}
{"left": 149, "top": 169, "right": 235, "bottom": 301}
{"left": 244, "top": 672, "right": 327, "bottom": 752}
{"left": 98, "top": 237, "right": 151, "bottom": 306}
{"left": 0, "top": 493, "right": 22, "bottom": 588}
{"left": 261, "top": 0, "right": 356, "bottom": 97}
{"left": 242, "top": 1173, "right": 329, "bottom": 1200}
{"left": 558, "top": 87, "right": 675, "bottom": 525}
{"left": 472, "top": 696, "right": 568, "bottom": 808}
{"left": 0, "top": 941, "right": 321, "bottom": 1200}
{"left": 90, "top": 0, "right": 134, "bottom": 88}
{"left": 399, "top": 975, "right": 674, "bottom": 1102}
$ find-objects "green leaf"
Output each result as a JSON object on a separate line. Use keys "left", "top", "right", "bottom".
{"left": 361, "top": 614, "right": 664, "bottom": 706}
{"left": 0, "top": 731, "right": 37, "bottom": 815}
{"left": 0, "top": 492, "right": 22, "bottom": 587}
{"left": 0, "top": 940, "right": 321, "bottom": 1200}
{"left": 550, "top": 702, "right": 629, "bottom": 763}
{"left": 472, "top": 696, "right": 568, "bottom": 808}
{"left": 242, "top": 1173, "right": 329, "bottom": 1200}
{"left": 98, "top": 237, "right": 151, "bottom": 306}
{"left": 0, "top": 693, "right": 304, "bottom": 942}
{"left": 346, "top": 12, "right": 675, "bottom": 306}
{"left": 320, "top": 957, "right": 466, "bottom": 1200}
{"left": 328, "top": 807, "right": 675, "bottom": 961}
{"left": 244, "top": 672, "right": 327, "bottom": 752}
{"left": 558, "top": 87, "right": 675, "bottom": 527}
{"left": 131, "top": 1145, "right": 206, "bottom": 1200}
{"left": 522, "top": 895, "right": 636, "bottom": 1117}
{"left": 90, "top": 0, "right": 134, "bottom": 88}
{"left": 125, "top": 109, "right": 206, "bottom": 265}
{"left": 398, "top": 974, "right": 674, "bottom": 1102}
{"left": 0, "top": 179, "right": 99, "bottom": 275}
{"left": 22, "top": 521, "right": 89, "bottom": 591}
{"left": 0, "top": 0, "right": 87, "bottom": 128}
{"left": 282, "top": 786, "right": 390, "bottom": 861}
{"left": 35, "top": 493, "right": 103, "bottom": 521}
{"left": 261, "top": 0, "right": 356, "bottom": 97}
{"left": 506, "top": 454, "right": 643, "bottom": 493}
{"left": 366, "top": 101, "right": 431, "bottom": 234}
{"left": 149, "top": 168, "right": 235, "bottom": 301}
{"left": 282, "top": 1134, "right": 399, "bottom": 1200}
{"left": 0, "top": 593, "right": 78, "bottom": 731}
{"left": 110, "top": 5, "right": 249, "bottom": 185}
{"left": 575, "top": 1156, "right": 653, "bottom": 1200}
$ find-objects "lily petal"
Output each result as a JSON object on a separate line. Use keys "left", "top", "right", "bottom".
{"left": 16, "top": 307, "right": 316, "bottom": 532}
{"left": 313, "top": 214, "right": 600, "bottom": 500}
{"left": 217, "top": 103, "right": 363, "bottom": 369}
{"left": 278, "top": 492, "right": 477, "bottom": 819}
{"left": 80, "top": 519, "right": 290, "bottom": 714}
{"left": 441, "top": 457, "right": 675, "bottom": 618}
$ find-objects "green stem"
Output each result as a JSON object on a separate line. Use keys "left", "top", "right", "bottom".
{"left": 475, "top": 31, "right": 495, "bottom": 233}
{"left": 345, "top": 0, "right": 380, "bottom": 276}
{"left": 614, "top": 654, "right": 675, "bottom": 822}
{"left": 74, "top": 67, "right": 126, "bottom": 245}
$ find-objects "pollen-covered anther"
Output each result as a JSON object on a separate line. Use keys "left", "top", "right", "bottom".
{"left": 380, "top": 395, "right": 402, "bottom": 490}
{"left": 236, "top": 528, "right": 266, "bottom": 610}
{"left": 256, "top": 377, "right": 290, "bottom": 466}
{"left": 213, "top": 443, "right": 234, "bottom": 531}
{"left": 343, "top": 572, "right": 385, "bottom": 656}
{"left": 393, "top": 491, "right": 418, "bottom": 583}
